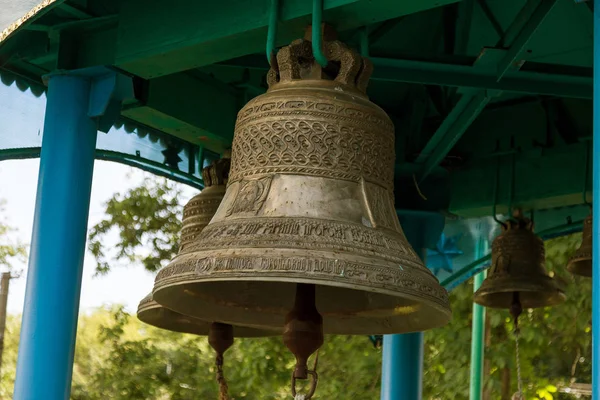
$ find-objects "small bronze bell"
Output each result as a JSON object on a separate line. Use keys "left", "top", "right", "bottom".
{"left": 474, "top": 211, "right": 565, "bottom": 309}
{"left": 152, "top": 34, "right": 451, "bottom": 335}
{"left": 567, "top": 212, "right": 592, "bottom": 277}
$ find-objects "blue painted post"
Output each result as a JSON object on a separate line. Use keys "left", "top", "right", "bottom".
{"left": 13, "top": 75, "right": 98, "bottom": 399}
{"left": 381, "top": 211, "right": 445, "bottom": 400}
{"left": 593, "top": 0, "right": 600, "bottom": 397}
{"left": 381, "top": 331, "right": 424, "bottom": 400}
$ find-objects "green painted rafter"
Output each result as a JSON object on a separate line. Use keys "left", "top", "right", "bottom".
{"left": 121, "top": 72, "right": 238, "bottom": 153}
{"left": 219, "top": 55, "right": 592, "bottom": 99}
{"left": 114, "top": 0, "right": 461, "bottom": 78}
{"left": 415, "top": 0, "right": 560, "bottom": 182}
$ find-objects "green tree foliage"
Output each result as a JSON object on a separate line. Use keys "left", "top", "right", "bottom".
{"left": 80, "top": 179, "right": 591, "bottom": 399}
{"left": 88, "top": 178, "right": 182, "bottom": 275}
{"left": 0, "top": 199, "right": 27, "bottom": 271}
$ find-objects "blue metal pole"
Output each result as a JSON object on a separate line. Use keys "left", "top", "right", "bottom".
{"left": 381, "top": 211, "right": 444, "bottom": 400}
{"left": 13, "top": 74, "right": 98, "bottom": 399}
{"left": 593, "top": 0, "right": 600, "bottom": 397}
{"left": 381, "top": 331, "right": 424, "bottom": 400}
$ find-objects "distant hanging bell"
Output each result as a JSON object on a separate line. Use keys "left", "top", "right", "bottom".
{"left": 474, "top": 211, "right": 565, "bottom": 309}
{"left": 567, "top": 212, "right": 592, "bottom": 277}
{"left": 152, "top": 35, "right": 451, "bottom": 335}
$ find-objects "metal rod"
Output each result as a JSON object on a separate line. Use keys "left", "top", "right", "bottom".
{"left": 266, "top": 0, "right": 279, "bottom": 65}
{"left": 218, "top": 55, "right": 593, "bottom": 99}
{"left": 312, "top": 0, "right": 328, "bottom": 67}
{"left": 0, "top": 272, "right": 10, "bottom": 377}
{"left": 13, "top": 74, "right": 98, "bottom": 399}
{"left": 592, "top": 0, "right": 600, "bottom": 397}
{"left": 469, "top": 237, "right": 488, "bottom": 400}
{"left": 359, "top": 26, "right": 369, "bottom": 57}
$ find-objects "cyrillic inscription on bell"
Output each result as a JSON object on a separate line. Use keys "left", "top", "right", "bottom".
{"left": 567, "top": 212, "right": 592, "bottom": 277}
{"left": 152, "top": 36, "right": 451, "bottom": 335}
{"left": 474, "top": 211, "right": 565, "bottom": 309}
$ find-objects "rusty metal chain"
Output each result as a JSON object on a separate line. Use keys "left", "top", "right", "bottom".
{"left": 290, "top": 350, "right": 320, "bottom": 399}
{"left": 215, "top": 353, "right": 230, "bottom": 400}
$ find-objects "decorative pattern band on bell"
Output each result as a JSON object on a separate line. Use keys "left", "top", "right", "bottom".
{"left": 179, "top": 157, "right": 231, "bottom": 252}
{"left": 152, "top": 35, "right": 451, "bottom": 335}
{"left": 567, "top": 212, "right": 592, "bottom": 277}
{"left": 474, "top": 211, "right": 565, "bottom": 309}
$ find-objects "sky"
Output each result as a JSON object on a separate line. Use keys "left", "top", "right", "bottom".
{"left": 0, "top": 81, "right": 196, "bottom": 316}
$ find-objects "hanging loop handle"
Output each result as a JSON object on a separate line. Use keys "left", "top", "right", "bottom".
{"left": 266, "top": 0, "right": 280, "bottom": 65}
{"left": 492, "top": 142, "right": 508, "bottom": 229}
{"left": 312, "top": 0, "right": 328, "bottom": 66}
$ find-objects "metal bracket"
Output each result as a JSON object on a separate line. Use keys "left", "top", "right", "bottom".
{"left": 43, "top": 66, "right": 134, "bottom": 133}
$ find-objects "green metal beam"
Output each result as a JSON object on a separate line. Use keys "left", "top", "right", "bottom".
{"left": 416, "top": 91, "right": 492, "bottom": 180}
{"left": 114, "top": 0, "right": 460, "bottom": 78}
{"left": 0, "top": 147, "right": 203, "bottom": 189}
{"left": 121, "top": 72, "right": 238, "bottom": 153}
{"left": 449, "top": 143, "right": 591, "bottom": 217}
{"left": 495, "top": 0, "right": 558, "bottom": 81}
{"left": 219, "top": 55, "right": 593, "bottom": 99}
{"left": 415, "top": 0, "right": 561, "bottom": 182}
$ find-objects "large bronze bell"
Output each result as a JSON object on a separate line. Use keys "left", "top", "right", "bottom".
{"left": 567, "top": 212, "right": 592, "bottom": 277}
{"left": 152, "top": 34, "right": 451, "bottom": 335}
{"left": 474, "top": 211, "right": 565, "bottom": 309}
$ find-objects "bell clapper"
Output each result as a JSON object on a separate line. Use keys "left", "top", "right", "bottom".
{"left": 283, "top": 283, "right": 324, "bottom": 400}
{"left": 208, "top": 322, "right": 235, "bottom": 400}
{"left": 510, "top": 292, "right": 524, "bottom": 400}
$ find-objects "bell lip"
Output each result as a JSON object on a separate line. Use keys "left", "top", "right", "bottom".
{"left": 137, "top": 298, "right": 278, "bottom": 338}
{"left": 152, "top": 272, "right": 452, "bottom": 335}
{"left": 473, "top": 279, "right": 566, "bottom": 309}
{"left": 567, "top": 257, "right": 592, "bottom": 277}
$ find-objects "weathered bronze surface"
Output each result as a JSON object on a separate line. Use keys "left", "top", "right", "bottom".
{"left": 567, "top": 212, "right": 592, "bottom": 277}
{"left": 474, "top": 212, "right": 565, "bottom": 309}
{"left": 180, "top": 157, "right": 230, "bottom": 252}
{"left": 153, "top": 37, "right": 451, "bottom": 335}
{"left": 137, "top": 294, "right": 274, "bottom": 337}
{"left": 139, "top": 157, "right": 277, "bottom": 337}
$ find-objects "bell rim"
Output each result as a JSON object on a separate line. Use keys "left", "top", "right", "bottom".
{"left": 473, "top": 275, "right": 566, "bottom": 309}
{"left": 137, "top": 298, "right": 278, "bottom": 338}
{"left": 567, "top": 256, "right": 592, "bottom": 277}
{"left": 155, "top": 250, "right": 449, "bottom": 309}
{"left": 152, "top": 260, "right": 452, "bottom": 335}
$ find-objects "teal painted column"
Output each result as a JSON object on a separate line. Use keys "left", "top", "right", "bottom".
{"left": 469, "top": 238, "right": 488, "bottom": 400}
{"left": 13, "top": 69, "right": 132, "bottom": 400}
{"left": 13, "top": 74, "right": 98, "bottom": 400}
{"left": 381, "top": 211, "right": 445, "bottom": 400}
